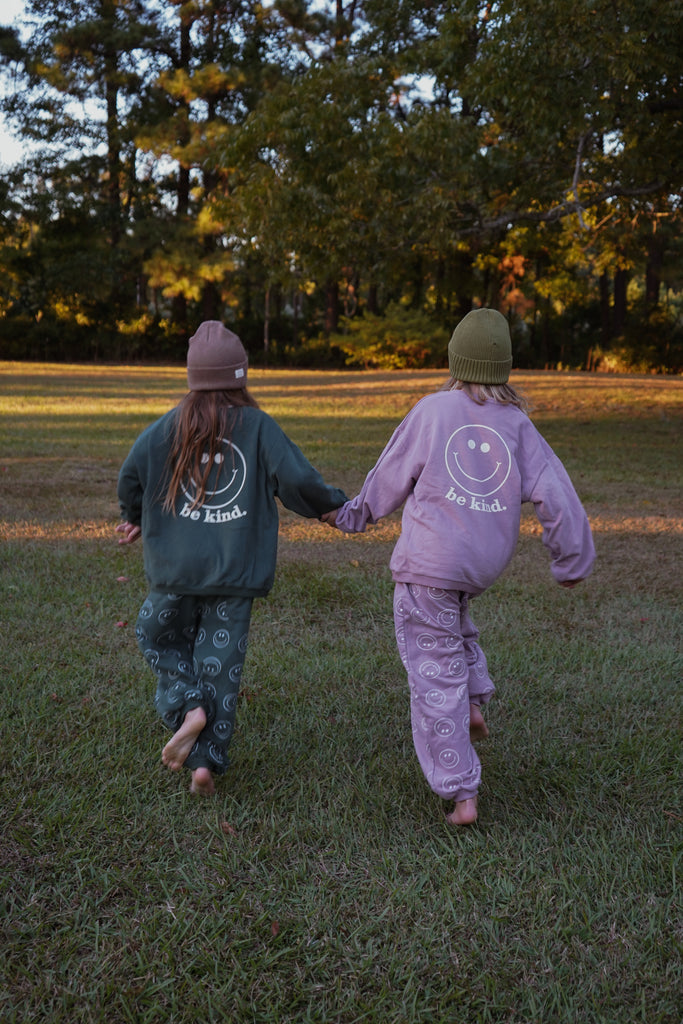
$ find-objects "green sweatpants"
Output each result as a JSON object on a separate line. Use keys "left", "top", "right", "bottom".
{"left": 136, "top": 591, "right": 253, "bottom": 774}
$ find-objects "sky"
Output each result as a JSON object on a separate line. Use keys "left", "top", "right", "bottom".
{"left": 0, "top": 0, "right": 27, "bottom": 168}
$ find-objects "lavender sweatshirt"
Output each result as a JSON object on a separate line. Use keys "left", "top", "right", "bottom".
{"left": 335, "top": 389, "right": 595, "bottom": 594}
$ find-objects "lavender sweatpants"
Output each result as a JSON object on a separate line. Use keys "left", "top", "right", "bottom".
{"left": 393, "top": 583, "right": 495, "bottom": 803}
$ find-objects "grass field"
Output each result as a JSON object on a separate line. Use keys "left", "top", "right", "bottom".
{"left": 1, "top": 362, "right": 681, "bottom": 1023}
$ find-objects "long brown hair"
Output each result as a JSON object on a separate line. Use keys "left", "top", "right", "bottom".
{"left": 162, "top": 388, "right": 259, "bottom": 513}
{"left": 445, "top": 378, "right": 530, "bottom": 414}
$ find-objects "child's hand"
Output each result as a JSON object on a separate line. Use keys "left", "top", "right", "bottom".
{"left": 116, "top": 521, "right": 142, "bottom": 545}
{"left": 320, "top": 509, "right": 338, "bottom": 527}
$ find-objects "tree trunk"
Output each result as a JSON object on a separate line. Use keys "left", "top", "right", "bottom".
{"left": 613, "top": 268, "right": 628, "bottom": 336}
{"left": 645, "top": 233, "right": 663, "bottom": 309}
{"left": 264, "top": 286, "right": 270, "bottom": 363}
{"left": 104, "top": 76, "right": 121, "bottom": 249}
{"left": 171, "top": 14, "right": 192, "bottom": 340}
{"left": 324, "top": 279, "right": 339, "bottom": 334}
{"left": 202, "top": 281, "right": 221, "bottom": 322}
{"left": 599, "top": 272, "right": 611, "bottom": 344}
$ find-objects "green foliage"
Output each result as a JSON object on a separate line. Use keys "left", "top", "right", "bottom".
{"left": 0, "top": 0, "right": 682, "bottom": 369}
{"left": 590, "top": 310, "right": 683, "bottom": 374}
{"left": 329, "top": 303, "right": 450, "bottom": 369}
{"left": 270, "top": 333, "right": 347, "bottom": 369}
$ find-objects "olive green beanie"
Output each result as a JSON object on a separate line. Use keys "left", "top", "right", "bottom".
{"left": 187, "top": 321, "right": 248, "bottom": 390}
{"left": 448, "top": 308, "right": 512, "bottom": 384}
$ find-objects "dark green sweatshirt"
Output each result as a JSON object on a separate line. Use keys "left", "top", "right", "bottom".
{"left": 118, "top": 406, "right": 347, "bottom": 597}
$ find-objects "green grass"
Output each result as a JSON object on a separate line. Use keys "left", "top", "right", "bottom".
{"left": 1, "top": 363, "right": 681, "bottom": 1023}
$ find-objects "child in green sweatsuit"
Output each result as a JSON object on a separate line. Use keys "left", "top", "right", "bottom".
{"left": 117, "top": 321, "right": 346, "bottom": 795}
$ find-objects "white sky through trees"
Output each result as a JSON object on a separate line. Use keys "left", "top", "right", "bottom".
{"left": 0, "top": 0, "right": 27, "bottom": 167}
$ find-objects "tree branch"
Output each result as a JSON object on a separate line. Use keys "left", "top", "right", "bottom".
{"left": 461, "top": 179, "right": 666, "bottom": 236}
{"left": 571, "top": 131, "right": 590, "bottom": 229}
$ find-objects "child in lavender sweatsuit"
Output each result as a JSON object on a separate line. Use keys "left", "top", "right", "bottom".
{"left": 322, "top": 308, "right": 596, "bottom": 826}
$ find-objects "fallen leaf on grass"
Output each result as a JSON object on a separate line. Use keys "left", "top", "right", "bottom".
{"left": 271, "top": 921, "right": 280, "bottom": 937}
{"left": 116, "top": 575, "right": 130, "bottom": 582}
{"left": 221, "top": 822, "right": 238, "bottom": 836}
{"left": 116, "top": 620, "right": 128, "bottom": 628}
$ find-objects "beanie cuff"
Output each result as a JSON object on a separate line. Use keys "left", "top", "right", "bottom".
{"left": 187, "top": 362, "right": 247, "bottom": 390}
{"left": 449, "top": 353, "right": 512, "bottom": 385}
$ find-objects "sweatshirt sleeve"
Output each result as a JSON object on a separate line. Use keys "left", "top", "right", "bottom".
{"left": 268, "top": 427, "right": 347, "bottom": 517}
{"left": 117, "top": 444, "right": 145, "bottom": 525}
{"left": 524, "top": 435, "right": 596, "bottom": 584}
{"left": 334, "top": 413, "right": 422, "bottom": 533}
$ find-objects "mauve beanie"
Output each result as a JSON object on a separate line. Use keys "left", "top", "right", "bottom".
{"left": 187, "top": 321, "right": 248, "bottom": 390}
{"left": 448, "top": 308, "right": 512, "bottom": 384}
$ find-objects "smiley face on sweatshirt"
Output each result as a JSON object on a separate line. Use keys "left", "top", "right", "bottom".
{"left": 445, "top": 424, "right": 512, "bottom": 497}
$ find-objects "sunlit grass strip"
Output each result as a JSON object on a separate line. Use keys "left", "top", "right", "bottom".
{"left": 4, "top": 512, "right": 681, "bottom": 544}
{"left": 0, "top": 520, "right": 115, "bottom": 541}
{"left": 3, "top": 362, "right": 682, "bottom": 418}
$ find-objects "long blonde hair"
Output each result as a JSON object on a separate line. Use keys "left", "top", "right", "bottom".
{"left": 162, "top": 388, "right": 259, "bottom": 513}
{"left": 445, "top": 378, "right": 529, "bottom": 414}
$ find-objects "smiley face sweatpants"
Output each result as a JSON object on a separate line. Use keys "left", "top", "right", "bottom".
{"left": 393, "top": 583, "right": 495, "bottom": 804}
{"left": 135, "top": 591, "right": 253, "bottom": 775}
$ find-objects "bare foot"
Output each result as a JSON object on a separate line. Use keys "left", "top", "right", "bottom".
{"left": 469, "top": 703, "right": 489, "bottom": 742}
{"left": 162, "top": 706, "right": 207, "bottom": 771}
{"left": 446, "top": 797, "right": 478, "bottom": 826}
{"left": 190, "top": 767, "right": 215, "bottom": 796}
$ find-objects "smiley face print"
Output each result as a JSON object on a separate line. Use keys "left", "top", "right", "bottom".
{"left": 445, "top": 424, "right": 512, "bottom": 497}
{"left": 181, "top": 437, "right": 247, "bottom": 510}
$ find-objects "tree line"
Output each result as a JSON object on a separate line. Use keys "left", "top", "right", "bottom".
{"left": 0, "top": 0, "right": 681, "bottom": 371}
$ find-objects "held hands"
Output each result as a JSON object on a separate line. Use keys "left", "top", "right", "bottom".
{"left": 320, "top": 508, "right": 339, "bottom": 527}
{"left": 116, "top": 521, "right": 142, "bottom": 545}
